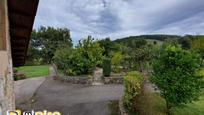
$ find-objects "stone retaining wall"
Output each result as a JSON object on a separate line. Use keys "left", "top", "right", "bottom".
{"left": 104, "top": 73, "right": 125, "bottom": 84}
{"left": 60, "top": 76, "right": 92, "bottom": 84}
{"left": 104, "top": 77, "right": 124, "bottom": 84}
{"left": 60, "top": 75, "right": 125, "bottom": 85}
{"left": 54, "top": 66, "right": 126, "bottom": 85}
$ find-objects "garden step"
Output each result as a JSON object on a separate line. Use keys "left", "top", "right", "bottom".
{"left": 92, "top": 82, "right": 104, "bottom": 86}
{"left": 92, "top": 68, "right": 104, "bottom": 85}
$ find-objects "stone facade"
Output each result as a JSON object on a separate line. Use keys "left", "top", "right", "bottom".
{"left": 0, "top": 0, "right": 15, "bottom": 114}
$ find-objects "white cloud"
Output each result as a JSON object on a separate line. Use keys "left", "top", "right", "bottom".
{"left": 33, "top": 0, "right": 204, "bottom": 43}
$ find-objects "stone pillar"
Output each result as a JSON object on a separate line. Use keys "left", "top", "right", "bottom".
{"left": 0, "top": 0, "right": 15, "bottom": 114}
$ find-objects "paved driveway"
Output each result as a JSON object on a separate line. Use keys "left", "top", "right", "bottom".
{"left": 17, "top": 77, "right": 124, "bottom": 115}
{"left": 15, "top": 77, "right": 46, "bottom": 104}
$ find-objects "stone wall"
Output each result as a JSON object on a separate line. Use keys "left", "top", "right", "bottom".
{"left": 60, "top": 74, "right": 125, "bottom": 85}
{"left": 54, "top": 66, "right": 125, "bottom": 85}
{"left": 60, "top": 76, "right": 92, "bottom": 84}
{"left": 104, "top": 73, "right": 125, "bottom": 84}
{"left": 104, "top": 77, "right": 124, "bottom": 84}
{"left": 0, "top": 0, "right": 15, "bottom": 114}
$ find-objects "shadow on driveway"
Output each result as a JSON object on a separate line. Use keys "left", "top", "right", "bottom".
{"left": 17, "top": 76, "right": 124, "bottom": 115}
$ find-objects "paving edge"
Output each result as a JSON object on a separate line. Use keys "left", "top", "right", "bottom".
{"left": 119, "top": 98, "right": 128, "bottom": 115}
{"left": 25, "top": 77, "right": 46, "bottom": 106}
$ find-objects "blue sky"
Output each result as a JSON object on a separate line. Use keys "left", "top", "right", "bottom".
{"left": 33, "top": 0, "right": 204, "bottom": 43}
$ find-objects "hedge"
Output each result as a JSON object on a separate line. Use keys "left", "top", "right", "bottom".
{"left": 103, "top": 57, "right": 111, "bottom": 77}
{"left": 123, "top": 71, "right": 144, "bottom": 112}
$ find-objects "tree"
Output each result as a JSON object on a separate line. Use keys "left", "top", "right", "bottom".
{"left": 26, "top": 30, "right": 43, "bottom": 65}
{"left": 77, "top": 36, "right": 104, "bottom": 68}
{"left": 151, "top": 46, "right": 203, "bottom": 114}
{"left": 111, "top": 52, "right": 123, "bottom": 73}
{"left": 53, "top": 44, "right": 72, "bottom": 71}
{"left": 28, "top": 26, "right": 72, "bottom": 64}
{"left": 98, "top": 38, "right": 113, "bottom": 56}
{"left": 178, "top": 36, "right": 191, "bottom": 50}
{"left": 54, "top": 36, "right": 104, "bottom": 75}
{"left": 191, "top": 36, "right": 204, "bottom": 64}
{"left": 119, "top": 39, "right": 150, "bottom": 71}
{"left": 98, "top": 37, "right": 121, "bottom": 57}
{"left": 162, "top": 38, "right": 179, "bottom": 48}
{"left": 120, "top": 46, "right": 132, "bottom": 71}
{"left": 133, "top": 45, "right": 153, "bottom": 72}
{"left": 126, "top": 38, "right": 147, "bottom": 49}
{"left": 153, "top": 41, "right": 157, "bottom": 45}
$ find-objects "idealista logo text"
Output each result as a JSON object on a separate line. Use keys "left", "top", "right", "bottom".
{"left": 7, "top": 110, "right": 61, "bottom": 115}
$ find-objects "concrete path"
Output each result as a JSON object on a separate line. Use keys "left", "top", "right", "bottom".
{"left": 14, "top": 77, "right": 46, "bottom": 104}
{"left": 17, "top": 76, "right": 124, "bottom": 115}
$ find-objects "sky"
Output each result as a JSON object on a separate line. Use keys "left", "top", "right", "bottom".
{"left": 33, "top": 0, "right": 204, "bottom": 43}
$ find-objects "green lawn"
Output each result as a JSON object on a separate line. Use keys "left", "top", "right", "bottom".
{"left": 172, "top": 93, "right": 204, "bottom": 115}
{"left": 136, "top": 92, "right": 204, "bottom": 115}
{"left": 15, "top": 65, "right": 49, "bottom": 78}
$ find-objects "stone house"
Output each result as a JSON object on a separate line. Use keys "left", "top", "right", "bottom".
{"left": 0, "top": 0, "right": 39, "bottom": 114}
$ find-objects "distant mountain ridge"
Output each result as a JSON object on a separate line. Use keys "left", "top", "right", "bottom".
{"left": 114, "top": 35, "right": 182, "bottom": 43}
{"left": 113, "top": 35, "right": 204, "bottom": 43}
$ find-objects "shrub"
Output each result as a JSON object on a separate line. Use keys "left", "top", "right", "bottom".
{"left": 197, "top": 69, "right": 204, "bottom": 88}
{"left": 111, "top": 52, "right": 123, "bottom": 73}
{"left": 103, "top": 57, "right": 111, "bottom": 77}
{"left": 123, "top": 71, "right": 144, "bottom": 112}
{"left": 53, "top": 45, "right": 72, "bottom": 71}
{"left": 191, "top": 36, "right": 204, "bottom": 64}
{"left": 151, "top": 45, "right": 203, "bottom": 114}
{"left": 54, "top": 37, "right": 104, "bottom": 76}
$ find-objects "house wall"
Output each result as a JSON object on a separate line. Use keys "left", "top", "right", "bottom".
{"left": 0, "top": 0, "right": 15, "bottom": 114}
{"left": 0, "top": 0, "right": 6, "bottom": 50}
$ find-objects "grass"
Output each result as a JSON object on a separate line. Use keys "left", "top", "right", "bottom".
{"left": 135, "top": 92, "right": 204, "bottom": 115}
{"left": 15, "top": 65, "right": 49, "bottom": 78}
{"left": 134, "top": 93, "right": 166, "bottom": 115}
{"left": 133, "top": 68, "right": 204, "bottom": 115}
{"left": 172, "top": 93, "right": 204, "bottom": 115}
